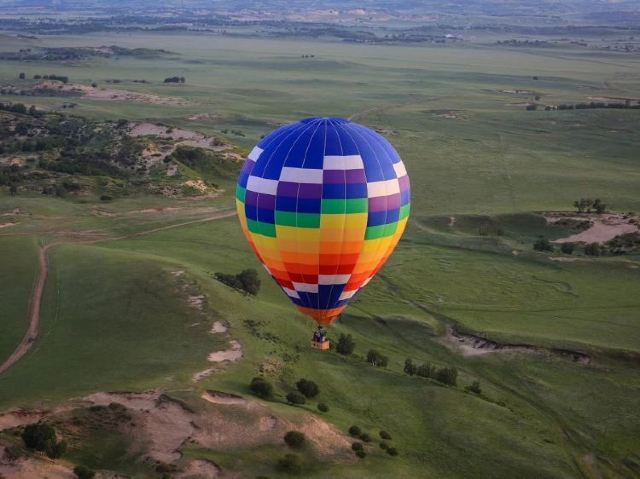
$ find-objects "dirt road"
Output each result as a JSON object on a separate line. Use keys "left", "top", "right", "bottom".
{"left": 0, "top": 209, "right": 237, "bottom": 376}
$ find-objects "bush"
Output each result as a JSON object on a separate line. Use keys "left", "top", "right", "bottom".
{"left": 22, "top": 423, "right": 56, "bottom": 452}
{"left": 560, "top": 243, "right": 574, "bottom": 255}
{"left": 379, "top": 441, "right": 389, "bottom": 450}
{"left": 73, "top": 465, "right": 96, "bottom": 479}
{"left": 387, "top": 447, "right": 399, "bottom": 456}
{"left": 249, "top": 377, "right": 273, "bottom": 399}
{"left": 435, "top": 367, "right": 458, "bottom": 386}
{"left": 317, "top": 403, "right": 329, "bottom": 412}
{"left": 379, "top": 430, "right": 392, "bottom": 440}
{"left": 286, "top": 391, "right": 306, "bottom": 405}
{"left": 366, "top": 349, "right": 388, "bottom": 367}
{"left": 403, "top": 358, "right": 417, "bottom": 376}
{"left": 47, "top": 440, "right": 66, "bottom": 458}
{"left": 533, "top": 238, "right": 553, "bottom": 252}
{"left": 351, "top": 442, "right": 363, "bottom": 451}
{"left": 336, "top": 334, "right": 355, "bottom": 355}
{"left": 466, "top": 380, "right": 482, "bottom": 394}
{"left": 284, "top": 431, "right": 305, "bottom": 449}
{"left": 99, "top": 194, "right": 113, "bottom": 201}
{"left": 276, "top": 454, "right": 302, "bottom": 474}
{"left": 355, "top": 449, "right": 366, "bottom": 458}
{"left": 348, "top": 425, "right": 361, "bottom": 437}
{"left": 215, "top": 269, "right": 261, "bottom": 295}
{"left": 296, "top": 379, "right": 319, "bottom": 398}
{"left": 359, "top": 433, "right": 371, "bottom": 443}
{"left": 585, "top": 243, "right": 602, "bottom": 256}
{"left": 416, "top": 362, "right": 435, "bottom": 379}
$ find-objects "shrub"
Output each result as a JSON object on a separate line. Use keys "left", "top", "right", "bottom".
{"left": 466, "top": 380, "right": 482, "bottom": 394}
{"left": 366, "top": 349, "right": 388, "bottom": 367}
{"left": 351, "top": 442, "right": 363, "bottom": 451}
{"left": 348, "top": 425, "right": 361, "bottom": 437}
{"left": 317, "top": 403, "right": 329, "bottom": 412}
{"left": 355, "top": 449, "right": 366, "bottom": 458}
{"left": 215, "top": 269, "right": 261, "bottom": 295}
{"left": 296, "top": 379, "right": 319, "bottom": 398}
{"left": 284, "top": 431, "right": 305, "bottom": 449}
{"left": 403, "top": 358, "right": 417, "bottom": 376}
{"left": 276, "top": 454, "right": 302, "bottom": 474}
{"left": 416, "top": 362, "right": 435, "bottom": 379}
{"left": 286, "top": 392, "right": 306, "bottom": 405}
{"left": 47, "top": 440, "right": 66, "bottom": 458}
{"left": 249, "top": 377, "right": 273, "bottom": 399}
{"left": 435, "top": 367, "right": 458, "bottom": 386}
{"left": 336, "top": 334, "right": 355, "bottom": 355}
{"left": 533, "top": 238, "right": 553, "bottom": 252}
{"left": 379, "top": 430, "right": 392, "bottom": 440}
{"left": 359, "top": 433, "right": 371, "bottom": 443}
{"left": 560, "top": 243, "right": 574, "bottom": 255}
{"left": 379, "top": 441, "right": 389, "bottom": 450}
{"left": 387, "top": 447, "right": 399, "bottom": 456}
{"left": 22, "top": 423, "right": 56, "bottom": 452}
{"left": 73, "top": 465, "right": 96, "bottom": 479}
{"left": 585, "top": 243, "right": 602, "bottom": 256}
{"left": 99, "top": 194, "right": 113, "bottom": 201}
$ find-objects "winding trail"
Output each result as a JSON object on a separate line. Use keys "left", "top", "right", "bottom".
{"left": 0, "top": 208, "right": 236, "bottom": 376}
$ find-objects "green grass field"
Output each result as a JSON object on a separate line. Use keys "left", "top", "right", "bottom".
{"left": 1, "top": 30, "right": 639, "bottom": 478}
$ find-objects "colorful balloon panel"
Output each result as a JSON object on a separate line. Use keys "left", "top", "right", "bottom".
{"left": 236, "top": 117, "right": 410, "bottom": 325}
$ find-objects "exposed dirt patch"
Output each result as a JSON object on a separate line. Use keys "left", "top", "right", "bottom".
{"left": 207, "top": 340, "right": 242, "bottom": 363}
{"left": 0, "top": 222, "right": 16, "bottom": 229}
{"left": 176, "top": 459, "right": 221, "bottom": 478}
{"left": 0, "top": 444, "right": 75, "bottom": 479}
{"left": 210, "top": 321, "right": 227, "bottom": 334}
{"left": 201, "top": 390, "right": 248, "bottom": 406}
{"left": 443, "top": 327, "right": 591, "bottom": 364}
{"left": 35, "top": 80, "right": 188, "bottom": 106}
{"left": 546, "top": 213, "right": 638, "bottom": 243}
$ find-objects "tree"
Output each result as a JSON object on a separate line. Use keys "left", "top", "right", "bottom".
{"left": 379, "top": 430, "right": 392, "bottom": 440}
{"left": 560, "top": 243, "right": 575, "bottom": 255}
{"left": 73, "top": 466, "right": 96, "bottom": 479}
{"left": 533, "top": 238, "right": 553, "bottom": 252}
{"left": 286, "top": 391, "right": 306, "bottom": 405}
{"left": 9, "top": 183, "right": 18, "bottom": 196}
{"left": 237, "top": 268, "right": 260, "bottom": 295}
{"left": 19, "top": 72, "right": 25, "bottom": 79}
{"left": 435, "top": 367, "right": 458, "bottom": 386}
{"left": 416, "top": 362, "right": 435, "bottom": 379}
{"left": 276, "top": 453, "right": 302, "bottom": 474}
{"left": 249, "top": 377, "right": 273, "bottom": 399}
{"left": 466, "top": 380, "right": 482, "bottom": 394}
{"left": 317, "top": 403, "right": 329, "bottom": 412}
{"left": 296, "top": 379, "right": 319, "bottom": 398}
{"left": 366, "top": 349, "right": 388, "bottom": 367}
{"left": 21, "top": 423, "right": 65, "bottom": 458}
{"left": 284, "top": 431, "right": 305, "bottom": 448}
{"left": 351, "top": 442, "right": 363, "bottom": 451}
{"left": 403, "top": 358, "right": 417, "bottom": 376}
{"left": 593, "top": 198, "right": 606, "bottom": 214}
{"left": 336, "top": 334, "right": 355, "bottom": 355}
{"left": 584, "top": 243, "right": 602, "bottom": 256}
{"left": 387, "top": 447, "right": 399, "bottom": 456}
{"left": 348, "top": 425, "right": 361, "bottom": 437}
{"left": 359, "top": 432, "right": 371, "bottom": 442}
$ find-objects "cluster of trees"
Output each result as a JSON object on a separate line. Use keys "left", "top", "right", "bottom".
{"left": 286, "top": 378, "right": 321, "bottom": 405}
{"left": 349, "top": 426, "right": 397, "bottom": 459}
{"left": 574, "top": 198, "right": 606, "bottom": 214}
{"left": 403, "top": 358, "right": 458, "bottom": 386}
{"left": 29, "top": 73, "right": 69, "bottom": 83}
{"left": 0, "top": 102, "right": 41, "bottom": 116}
{"left": 534, "top": 101, "right": 640, "bottom": 111}
{"left": 21, "top": 422, "right": 66, "bottom": 459}
{"left": 534, "top": 238, "right": 608, "bottom": 256}
{"left": 163, "top": 76, "right": 185, "bottom": 83}
{"left": 214, "top": 268, "right": 261, "bottom": 295}
{"left": 366, "top": 349, "right": 388, "bottom": 367}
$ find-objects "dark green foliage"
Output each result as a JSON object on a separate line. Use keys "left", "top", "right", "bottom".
{"left": 366, "top": 349, "right": 388, "bottom": 367}
{"left": 351, "top": 442, "right": 363, "bottom": 451}
{"left": 387, "top": 447, "right": 399, "bottom": 456}
{"left": 284, "top": 431, "right": 305, "bottom": 448}
{"left": 276, "top": 453, "right": 302, "bottom": 474}
{"left": 403, "top": 358, "right": 417, "bottom": 375}
{"left": 317, "top": 402, "right": 329, "bottom": 412}
{"left": 533, "top": 238, "right": 553, "bottom": 252}
{"left": 249, "top": 377, "right": 273, "bottom": 399}
{"left": 380, "top": 441, "right": 389, "bottom": 450}
{"left": 73, "top": 465, "right": 96, "bottom": 479}
{"left": 336, "top": 334, "right": 355, "bottom": 355}
{"left": 584, "top": 243, "right": 602, "bottom": 256}
{"left": 573, "top": 198, "right": 606, "bottom": 214}
{"left": 348, "top": 425, "right": 361, "bottom": 437}
{"left": 436, "top": 367, "right": 458, "bottom": 386}
{"left": 21, "top": 423, "right": 66, "bottom": 458}
{"left": 379, "top": 430, "right": 392, "bottom": 440}
{"left": 560, "top": 243, "right": 575, "bottom": 254}
{"left": 466, "top": 381, "right": 482, "bottom": 394}
{"left": 164, "top": 76, "right": 185, "bottom": 83}
{"left": 286, "top": 391, "right": 306, "bottom": 405}
{"left": 416, "top": 362, "right": 435, "bottom": 379}
{"left": 359, "top": 432, "right": 372, "bottom": 442}
{"left": 355, "top": 449, "right": 366, "bottom": 458}
{"left": 296, "top": 379, "right": 319, "bottom": 398}
{"left": 215, "top": 269, "right": 261, "bottom": 295}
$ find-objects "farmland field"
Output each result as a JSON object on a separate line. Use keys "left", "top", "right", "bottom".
{"left": 1, "top": 11, "right": 639, "bottom": 479}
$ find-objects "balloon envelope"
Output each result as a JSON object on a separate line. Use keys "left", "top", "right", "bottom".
{"left": 236, "top": 117, "right": 410, "bottom": 324}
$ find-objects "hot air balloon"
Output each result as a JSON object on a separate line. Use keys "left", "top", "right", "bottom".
{"left": 235, "top": 117, "right": 410, "bottom": 349}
